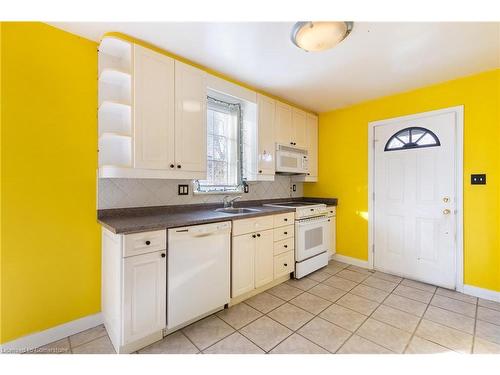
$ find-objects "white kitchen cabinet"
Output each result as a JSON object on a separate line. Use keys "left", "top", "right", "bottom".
{"left": 232, "top": 233, "right": 256, "bottom": 297}
{"left": 174, "top": 61, "right": 207, "bottom": 173}
{"left": 254, "top": 229, "right": 274, "bottom": 288}
{"left": 327, "top": 206, "right": 336, "bottom": 257}
{"left": 102, "top": 228, "right": 167, "bottom": 353}
{"left": 231, "top": 214, "right": 295, "bottom": 299}
{"left": 133, "top": 45, "right": 175, "bottom": 170}
{"left": 306, "top": 114, "right": 318, "bottom": 179}
{"left": 257, "top": 94, "right": 276, "bottom": 178}
{"left": 98, "top": 37, "right": 207, "bottom": 179}
{"left": 292, "top": 108, "right": 307, "bottom": 149}
{"left": 123, "top": 250, "right": 166, "bottom": 345}
{"left": 292, "top": 113, "right": 318, "bottom": 182}
{"left": 275, "top": 101, "right": 293, "bottom": 146}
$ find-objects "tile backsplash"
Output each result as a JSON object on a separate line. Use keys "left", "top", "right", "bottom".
{"left": 98, "top": 175, "right": 303, "bottom": 209}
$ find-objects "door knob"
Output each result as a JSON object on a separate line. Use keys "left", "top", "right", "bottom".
{"left": 443, "top": 209, "right": 451, "bottom": 215}
{"left": 443, "top": 197, "right": 450, "bottom": 203}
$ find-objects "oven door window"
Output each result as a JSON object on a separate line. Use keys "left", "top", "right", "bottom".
{"left": 296, "top": 219, "right": 329, "bottom": 261}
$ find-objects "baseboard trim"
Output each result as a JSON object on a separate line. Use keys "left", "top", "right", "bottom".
{"left": 0, "top": 313, "right": 103, "bottom": 353}
{"left": 463, "top": 284, "right": 500, "bottom": 303}
{"left": 332, "top": 254, "right": 370, "bottom": 269}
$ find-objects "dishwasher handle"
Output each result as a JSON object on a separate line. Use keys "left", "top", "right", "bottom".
{"left": 173, "top": 222, "right": 231, "bottom": 237}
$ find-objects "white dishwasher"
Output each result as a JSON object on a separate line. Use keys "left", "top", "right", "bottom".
{"left": 167, "top": 221, "right": 231, "bottom": 330}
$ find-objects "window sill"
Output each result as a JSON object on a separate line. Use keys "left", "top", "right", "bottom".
{"left": 193, "top": 183, "right": 243, "bottom": 195}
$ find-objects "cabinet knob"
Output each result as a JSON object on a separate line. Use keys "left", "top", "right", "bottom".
{"left": 145, "top": 241, "right": 151, "bottom": 245}
{"left": 161, "top": 253, "right": 166, "bottom": 258}
{"left": 290, "top": 142, "right": 293, "bottom": 145}
{"left": 177, "top": 165, "right": 181, "bottom": 169}
{"left": 252, "top": 234, "right": 256, "bottom": 238}
{"left": 284, "top": 263, "right": 288, "bottom": 267}
{"left": 257, "top": 233, "right": 261, "bottom": 237}
{"left": 284, "top": 245, "right": 288, "bottom": 248}
{"left": 284, "top": 231, "right": 287, "bottom": 235}
{"left": 284, "top": 218, "right": 288, "bottom": 221}
{"left": 170, "top": 164, "right": 174, "bottom": 169}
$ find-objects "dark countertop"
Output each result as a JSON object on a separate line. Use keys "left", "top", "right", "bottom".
{"left": 98, "top": 197, "right": 337, "bottom": 234}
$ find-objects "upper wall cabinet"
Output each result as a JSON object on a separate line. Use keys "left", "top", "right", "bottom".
{"left": 98, "top": 37, "right": 207, "bottom": 179}
{"left": 293, "top": 113, "right": 318, "bottom": 182}
{"left": 292, "top": 108, "right": 307, "bottom": 149}
{"left": 257, "top": 94, "right": 276, "bottom": 178}
{"left": 275, "top": 102, "right": 293, "bottom": 146}
{"left": 275, "top": 102, "right": 307, "bottom": 149}
{"left": 133, "top": 45, "right": 175, "bottom": 170}
{"left": 174, "top": 61, "right": 207, "bottom": 173}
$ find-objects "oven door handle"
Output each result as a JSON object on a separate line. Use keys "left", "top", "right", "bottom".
{"left": 296, "top": 216, "right": 329, "bottom": 227}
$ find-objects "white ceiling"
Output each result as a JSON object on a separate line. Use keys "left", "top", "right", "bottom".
{"left": 50, "top": 22, "right": 500, "bottom": 113}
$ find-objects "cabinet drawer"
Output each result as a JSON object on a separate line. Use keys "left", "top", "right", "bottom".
{"left": 274, "top": 251, "right": 294, "bottom": 279}
{"left": 233, "top": 215, "right": 274, "bottom": 236}
{"left": 327, "top": 206, "right": 336, "bottom": 217}
{"left": 273, "top": 237, "right": 294, "bottom": 256}
{"left": 273, "top": 212, "right": 294, "bottom": 228}
{"left": 273, "top": 225, "right": 294, "bottom": 242}
{"left": 123, "top": 230, "right": 166, "bottom": 257}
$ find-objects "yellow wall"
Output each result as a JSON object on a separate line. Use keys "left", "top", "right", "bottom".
{"left": 0, "top": 22, "right": 100, "bottom": 343}
{"left": 305, "top": 69, "right": 500, "bottom": 292}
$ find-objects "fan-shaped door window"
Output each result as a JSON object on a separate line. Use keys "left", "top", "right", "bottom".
{"left": 384, "top": 127, "right": 440, "bottom": 151}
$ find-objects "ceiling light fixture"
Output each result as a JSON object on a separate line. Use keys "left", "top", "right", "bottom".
{"left": 291, "top": 21, "right": 353, "bottom": 52}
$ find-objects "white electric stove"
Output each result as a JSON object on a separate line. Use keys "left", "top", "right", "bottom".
{"left": 264, "top": 201, "right": 330, "bottom": 278}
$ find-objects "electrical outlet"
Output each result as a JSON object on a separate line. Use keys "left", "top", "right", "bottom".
{"left": 471, "top": 174, "right": 486, "bottom": 185}
{"left": 292, "top": 184, "right": 297, "bottom": 192}
{"left": 178, "top": 184, "right": 189, "bottom": 195}
{"left": 243, "top": 184, "right": 249, "bottom": 193}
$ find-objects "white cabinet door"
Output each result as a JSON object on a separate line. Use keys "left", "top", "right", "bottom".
{"left": 292, "top": 108, "right": 307, "bottom": 149}
{"left": 123, "top": 250, "right": 166, "bottom": 345}
{"left": 275, "top": 101, "right": 292, "bottom": 146}
{"left": 254, "top": 229, "right": 274, "bottom": 288}
{"left": 306, "top": 113, "right": 318, "bottom": 179}
{"left": 257, "top": 94, "right": 276, "bottom": 176}
{"left": 232, "top": 234, "right": 255, "bottom": 298}
{"left": 330, "top": 216, "right": 336, "bottom": 256}
{"left": 174, "top": 61, "right": 207, "bottom": 173}
{"left": 133, "top": 45, "right": 175, "bottom": 170}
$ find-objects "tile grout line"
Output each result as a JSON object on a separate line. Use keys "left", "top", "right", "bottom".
{"left": 401, "top": 284, "right": 439, "bottom": 353}
{"left": 334, "top": 274, "right": 406, "bottom": 354}
{"left": 471, "top": 299, "right": 480, "bottom": 354}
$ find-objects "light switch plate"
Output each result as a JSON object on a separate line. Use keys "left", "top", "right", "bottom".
{"left": 471, "top": 174, "right": 486, "bottom": 185}
{"left": 178, "top": 184, "right": 189, "bottom": 195}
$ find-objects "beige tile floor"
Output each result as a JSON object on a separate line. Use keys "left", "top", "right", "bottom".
{"left": 30, "top": 260, "right": 500, "bottom": 354}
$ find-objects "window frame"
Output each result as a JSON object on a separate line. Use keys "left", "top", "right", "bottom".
{"left": 384, "top": 126, "right": 441, "bottom": 152}
{"left": 194, "top": 96, "right": 243, "bottom": 194}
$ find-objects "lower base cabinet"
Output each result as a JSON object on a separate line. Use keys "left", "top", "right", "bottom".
{"left": 123, "top": 250, "right": 166, "bottom": 345}
{"left": 231, "top": 213, "right": 295, "bottom": 298}
{"left": 102, "top": 228, "right": 167, "bottom": 353}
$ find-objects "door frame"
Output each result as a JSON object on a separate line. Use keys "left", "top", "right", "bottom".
{"left": 367, "top": 106, "right": 464, "bottom": 291}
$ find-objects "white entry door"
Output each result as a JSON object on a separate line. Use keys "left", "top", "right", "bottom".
{"left": 373, "top": 110, "right": 458, "bottom": 288}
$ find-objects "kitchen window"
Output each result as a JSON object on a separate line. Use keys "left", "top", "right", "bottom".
{"left": 195, "top": 97, "right": 242, "bottom": 193}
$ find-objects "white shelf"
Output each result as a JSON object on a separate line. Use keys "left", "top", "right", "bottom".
{"left": 99, "top": 100, "right": 131, "bottom": 111}
{"left": 99, "top": 132, "right": 132, "bottom": 140}
{"left": 99, "top": 37, "right": 131, "bottom": 60}
{"left": 98, "top": 134, "right": 132, "bottom": 168}
{"left": 99, "top": 69, "right": 131, "bottom": 86}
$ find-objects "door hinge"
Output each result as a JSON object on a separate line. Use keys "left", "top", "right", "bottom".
{"left": 372, "top": 244, "right": 375, "bottom": 253}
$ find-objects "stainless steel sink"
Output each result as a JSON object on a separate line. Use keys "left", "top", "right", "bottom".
{"left": 215, "top": 207, "right": 261, "bottom": 214}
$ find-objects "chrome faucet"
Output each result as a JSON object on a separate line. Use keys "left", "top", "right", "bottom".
{"left": 223, "top": 195, "right": 242, "bottom": 208}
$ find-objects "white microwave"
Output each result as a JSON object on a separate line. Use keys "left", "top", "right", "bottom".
{"left": 275, "top": 144, "right": 308, "bottom": 174}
